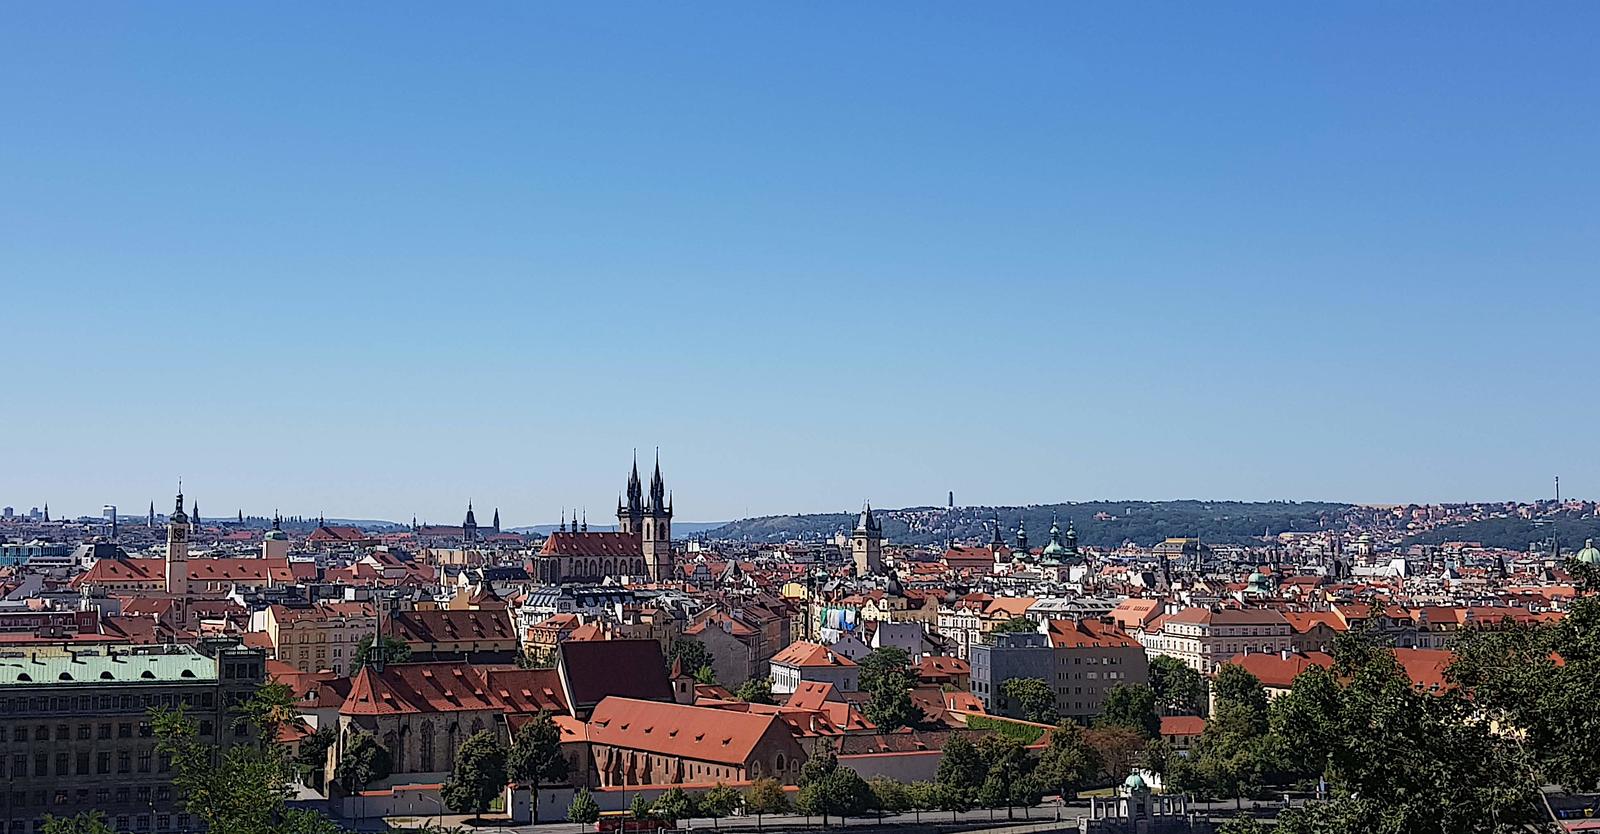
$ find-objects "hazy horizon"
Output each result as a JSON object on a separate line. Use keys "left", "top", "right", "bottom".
{"left": 5, "top": 4, "right": 1597, "bottom": 521}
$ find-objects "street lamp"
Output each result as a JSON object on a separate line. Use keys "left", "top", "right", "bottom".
{"left": 420, "top": 793, "right": 444, "bottom": 830}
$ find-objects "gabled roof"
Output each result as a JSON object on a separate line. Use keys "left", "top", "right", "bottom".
{"left": 1222, "top": 651, "right": 1334, "bottom": 689}
{"left": 771, "top": 641, "right": 855, "bottom": 669}
{"left": 481, "top": 667, "right": 569, "bottom": 715}
{"left": 1047, "top": 618, "right": 1140, "bottom": 649}
{"left": 391, "top": 609, "right": 516, "bottom": 645}
{"left": 559, "top": 638, "right": 673, "bottom": 711}
{"left": 540, "top": 532, "right": 642, "bottom": 558}
{"left": 587, "top": 697, "right": 789, "bottom": 766}
{"left": 341, "top": 662, "right": 503, "bottom": 716}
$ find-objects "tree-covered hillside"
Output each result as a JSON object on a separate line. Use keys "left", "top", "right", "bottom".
{"left": 704, "top": 501, "right": 1349, "bottom": 548}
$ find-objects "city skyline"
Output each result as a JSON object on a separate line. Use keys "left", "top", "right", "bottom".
{"left": 6, "top": 4, "right": 1598, "bottom": 519}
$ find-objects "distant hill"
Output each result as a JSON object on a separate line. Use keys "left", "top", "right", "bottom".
{"left": 1402, "top": 516, "right": 1600, "bottom": 552}
{"left": 704, "top": 501, "right": 1350, "bottom": 548}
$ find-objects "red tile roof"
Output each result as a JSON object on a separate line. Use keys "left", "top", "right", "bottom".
{"left": 391, "top": 609, "right": 516, "bottom": 645}
{"left": 540, "top": 532, "right": 642, "bottom": 558}
{"left": 587, "top": 697, "right": 789, "bottom": 766}
{"left": 771, "top": 641, "right": 855, "bottom": 668}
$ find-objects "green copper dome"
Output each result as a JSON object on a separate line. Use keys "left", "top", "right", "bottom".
{"left": 1576, "top": 539, "right": 1600, "bottom": 565}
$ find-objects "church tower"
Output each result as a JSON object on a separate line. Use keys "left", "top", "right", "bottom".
{"left": 851, "top": 502, "right": 884, "bottom": 576}
{"left": 463, "top": 502, "right": 479, "bottom": 545}
{"left": 166, "top": 489, "right": 190, "bottom": 598}
{"left": 641, "top": 452, "right": 674, "bottom": 580}
{"left": 618, "top": 453, "right": 645, "bottom": 534}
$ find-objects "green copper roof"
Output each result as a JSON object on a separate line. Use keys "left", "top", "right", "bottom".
{"left": 0, "top": 647, "right": 216, "bottom": 686}
{"left": 1576, "top": 539, "right": 1600, "bottom": 565}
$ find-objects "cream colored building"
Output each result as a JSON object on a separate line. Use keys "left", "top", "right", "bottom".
{"left": 263, "top": 602, "right": 376, "bottom": 675}
{"left": 1137, "top": 607, "right": 1293, "bottom": 673}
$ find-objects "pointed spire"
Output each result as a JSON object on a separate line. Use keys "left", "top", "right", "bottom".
{"left": 649, "top": 448, "right": 666, "bottom": 510}
{"left": 560, "top": 508, "right": 567, "bottom": 533}
{"left": 581, "top": 508, "right": 588, "bottom": 533}
{"left": 492, "top": 508, "right": 500, "bottom": 533}
{"left": 43, "top": 504, "right": 49, "bottom": 523}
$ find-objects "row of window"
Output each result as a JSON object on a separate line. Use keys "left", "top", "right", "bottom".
{"left": 2, "top": 813, "right": 193, "bottom": 834}
{"left": 6, "top": 784, "right": 174, "bottom": 808}
{"left": 0, "top": 691, "right": 214, "bottom": 715}
{"left": 0, "top": 746, "right": 175, "bottom": 777}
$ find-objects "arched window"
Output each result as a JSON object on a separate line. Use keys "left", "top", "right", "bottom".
{"left": 419, "top": 721, "right": 435, "bottom": 772}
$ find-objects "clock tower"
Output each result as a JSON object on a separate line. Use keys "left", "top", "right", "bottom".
{"left": 166, "top": 489, "right": 190, "bottom": 598}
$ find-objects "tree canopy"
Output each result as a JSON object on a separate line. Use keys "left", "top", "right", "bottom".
{"left": 1148, "top": 655, "right": 1206, "bottom": 715}
{"left": 442, "top": 730, "right": 509, "bottom": 819}
{"left": 507, "top": 711, "right": 570, "bottom": 823}
{"left": 1095, "top": 683, "right": 1161, "bottom": 739}
{"left": 1000, "top": 677, "right": 1057, "bottom": 724}
{"left": 349, "top": 634, "right": 412, "bottom": 674}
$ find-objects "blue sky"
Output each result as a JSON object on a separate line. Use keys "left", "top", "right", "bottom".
{"left": 3, "top": 3, "right": 1597, "bottom": 524}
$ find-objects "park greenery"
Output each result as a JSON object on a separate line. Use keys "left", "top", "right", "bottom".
{"left": 1000, "top": 677, "right": 1058, "bottom": 724}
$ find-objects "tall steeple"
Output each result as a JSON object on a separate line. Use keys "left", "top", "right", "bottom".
{"left": 166, "top": 486, "right": 190, "bottom": 601}
{"left": 42, "top": 504, "right": 49, "bottom": 523}
{"left": 640, "top": 451, "right": 674, "bottom": 581}
{"left": 148, "top": 502, "right": 156, "bottom": 528}
{"left": 851, "top": 500, "right": 884, "bottom": 577}
{"left": 619, "top": 452, "right": 646, "bottom": 534}
{"left": 491, "top": 508, "right": 500, "bottom": 534}
{"left": 648, "top": 449, "right": 666, "bottom": 512}
{"left": 463, "top": 501, "right": 478, "bottom": 544}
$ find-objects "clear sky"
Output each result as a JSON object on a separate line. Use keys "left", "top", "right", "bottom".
{"left": 3, "top": 3, "right": 1597, "bottom": 525}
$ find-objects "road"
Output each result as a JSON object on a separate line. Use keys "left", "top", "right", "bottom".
{"left": 372, "top": 797, "right": 1285, "bottom": 834}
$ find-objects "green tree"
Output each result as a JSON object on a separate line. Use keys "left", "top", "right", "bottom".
{"left": 975, "top": 735, "right": 1041, "bottom": 819}
{"left": 442, "top": 731, "right": 508, "bottom": 820}
{"left": 41, "top": 812, "right": 114, "bottom": 834}
{"left": 1270, "top": 633, "right": 1544, "bottom": 834}
{"left": 628, "top": 794, "right": 655, "bottom": 822}
{"left": 934, "top": 733, "right": 986, "bottom": 808}
{"left": 1211, "top": 664, "right": 1269, "bottom": 734}
{"left": 295, "top": 726, "right": 337, "bottom": 790}
{"left": 856, "top": 646, "right": 912, "bottom": 692}
{"left": 798, "top": 766, "right": 874, "bottom": 825}
{"left": 507, "top": 711, "right": 570, "bottom": 823}
{"left": 350, "top": 635, "right": 412, "bottom": 674}
{"left": 235, "top": 681, "right": 299, "bottom": 739}
{"left": 700, "top": 783, "right": 743, "bottom": 829}
{"left": 1148, "top": 655, "right": 1206, "bottom": 714}
{"left": 800, "top": 748, "right": 839, "bottom": 786}
{"left": 667, "top": 638, "right": 715, "bottom": 679}
{"left": 864, "top": 669, "right": 924, "bottom": 732}
{"left": 152, "top": 690, "right": 347, "bottom": 834}
{"left": 1084, "top": 726, "right": 1145, "bottom": 781}
{"left": 567, "top": 788, "right": 601, "bottom": 830}
{"left": 990, "top": 617, "right": 1038, "bottom": 636}
{"left": 334, "top": 729, "right": 393, "bottom": 794}
{"left": 904, "top": 782, "right": 937, "bottom": 822}
{"left": 743, "top": 777, "right": 791, "bottom": 830}
{"left": 1216, "top": 816, "right": 1269, "bottom": 834}
{"left": 1037, "top": 722, "right": 1101, "bottom": 801}
{"left": 999, "top": 677, "right": 1058, "bottom": 723}
{"left": 734, "top": 676, "right": 776, "bottom": 705}
{"left": 869, "top": 777, "right": 911, "bottom": 818}
{"left": 1449, "top": 591, "right": 1600, "bottom": 791}
{"left": 652, "top": 787, "right": 697, "bottom": 824}
{"left": 1095, "top": 683, "right": 1160, "bottom": 739}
